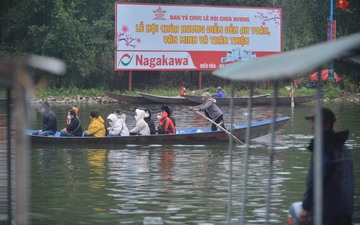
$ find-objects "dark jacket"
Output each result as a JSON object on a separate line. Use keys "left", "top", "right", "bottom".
{"left": 42, "top": 109, "right": 57, "bottom": 132}
{"left": 66, "top": 117, "right": 83, "bottom": 136}
{"left": 158, "top": 116, "right": 176, "bottom": 134}
{"left": 302, "top": 130, "right": 354, "bottom": 217}
{"left": 144, "top": 117, "right": 156, "bottom": 135}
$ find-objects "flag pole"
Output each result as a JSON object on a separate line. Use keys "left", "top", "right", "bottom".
{"left": 329, "top": 0, "right": 334, "bottom": 80}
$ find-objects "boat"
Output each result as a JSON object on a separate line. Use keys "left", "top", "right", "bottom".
{"left": 138, "top": 92, "right": 195, "bottom": 104}
{"left": 27, "top": 116, "right": 289, "bottom": 146}
{"left": 184, "top": 94, "right": 317, "bottom": 106}
{"left": 105, "top": 92, "right": 148, "bottom": 104}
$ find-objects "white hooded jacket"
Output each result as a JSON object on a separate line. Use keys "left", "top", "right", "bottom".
{"left": 107, "top": 113, "right": 128, "bottom": 136}
{"left": 118, "top": 114, "right": 129, "bottom": 136}
{"left": 130, "top": 109, "right": 150, "bottom": 135}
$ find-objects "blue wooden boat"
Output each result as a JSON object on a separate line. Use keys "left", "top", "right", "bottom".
{"left": 27, "top": 116, "right": 289, "bottom": 147}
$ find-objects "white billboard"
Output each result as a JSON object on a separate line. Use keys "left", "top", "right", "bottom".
{"left": 115, "top": 3, "right": 282, "bottom": 71}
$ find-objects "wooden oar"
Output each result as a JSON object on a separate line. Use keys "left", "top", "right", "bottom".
{"left": 192, "top": 109, "right": 244, "bottom": 145}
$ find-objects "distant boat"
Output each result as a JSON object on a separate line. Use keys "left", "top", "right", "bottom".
{"left": 27, "top": 116, "right": 289, "bottom": 147}
{"left": 184, "top": 94, "right": 317, "bottom": 106}
{"left": 105, "top": 92, "right": 148, "bottom": 104}
{"left": 138, "top": 92, "right": 194, "bottom": 105}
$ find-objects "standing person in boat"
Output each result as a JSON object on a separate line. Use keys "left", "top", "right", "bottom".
{"left": 60, "top": 109, "right": 83, "bottom": 136}
{"left": 106, "top": 113, "right": 129, "bottom": 136}
{"left": 112, "top": 108, "right": 130, "bottom": 136}
{"left": 144, "top": 108, "right": 156, "bottom": 135}
{"left": 130, "top": 109, "right": 150, "bottom": 135}
{"left": 66, "top": 106, "right": 79, "bottom": 125}
{"left": 32, "top": 101, "right": 57, "bottom": 136}
{"left": 84, "top": 111, "right": 106, "bottom": 137}
{"left": 216, "top": 86, "right": 226, "bottom": 98}
{"left": 157, "top": 106, "right": 176, "bottom": 134}
{"left": 189, "top": 92, "right": 226, "bottom": 131}
{"left": 299, "top": 107, "right": 354, "bottom": 225}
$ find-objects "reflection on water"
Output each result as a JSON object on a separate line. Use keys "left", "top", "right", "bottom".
{"left": 28, "top": 103, "right": 360, "bottom": 224}
{"left": 88, "top": 149, "right": 107, "bottom": 189}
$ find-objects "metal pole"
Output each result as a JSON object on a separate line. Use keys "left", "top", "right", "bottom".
{"left": 240, "top": 82, "right": 253, "bottom": 225}
{"left": 226, "top": 81, "right": 235, "bottom": 225}
{"left": 266, "top": 80, "right": 278, "bottom": 224}
{"left": 329, "top": 0, "right": 334, "bottom": 79}
{"left": 6, "top": 87, "right": 12, "bottom": 225}
{"left": 314, "top": 69, "right": 323, "bottom": 225}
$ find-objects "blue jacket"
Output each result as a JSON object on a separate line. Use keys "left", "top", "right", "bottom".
{"left": 217, "top": 90, "right": 225, "bottom": 98}
{"left": 302, "top": 130, "right": 354, "bottom": 217}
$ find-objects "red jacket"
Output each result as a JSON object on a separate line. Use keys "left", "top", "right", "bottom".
{"left": 158, "top": 112, "right": 176, "bottom": 134}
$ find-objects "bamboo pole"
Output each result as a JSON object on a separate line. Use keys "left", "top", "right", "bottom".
{"left": 191, "top": 109, "right": 244, "bottom": 145}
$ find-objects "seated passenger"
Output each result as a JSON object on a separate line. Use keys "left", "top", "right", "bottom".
{"left": 66, "top": 106, "right": 79, "bottom": 125}
{"left": 144, "top": 108, "right": 156, "bottom": 135}
{"left": 130, "top": 109, "right": 150, "bottom": 135}
{"left": 106, "top": 113, "right": 128, "bottom": 136}
{"left": 32, "top": 101, "right": 57, "bottom": 136}
{"left": 85, "top": 111, "right": 106, "bottom": 137}
{"left": 158, "top": 106, "right": 176, "bottom": 134}
{"left": 113, "top": 108, "right": 125, "bottom": 120}
{"left": 180, "top": 84, "right": 188, "bottom": 96}
{"left": 161, "top": 105, "right": 176, "bottom": 128}
{"left": 112, "top": 108, "right": 130, "bottom": 136}
{"left": 60, "top": 109, "right": 83, "bottom": 136}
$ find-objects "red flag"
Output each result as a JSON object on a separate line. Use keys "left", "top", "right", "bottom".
{"left": 337, "top": 0, "right": 349, "bottom": 10}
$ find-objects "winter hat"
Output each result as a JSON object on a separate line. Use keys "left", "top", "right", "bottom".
{"left": 135, "top": 109, "right": 145, "bottom": 121}
{"left": 107, "top": 114, "right": 118, "bottom": 122}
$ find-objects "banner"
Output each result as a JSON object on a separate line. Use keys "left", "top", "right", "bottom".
{"left": 115, "top": 3, "right": 282, "bottom": 71}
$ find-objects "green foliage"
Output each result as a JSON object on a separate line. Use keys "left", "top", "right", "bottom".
{"left": 341, "top": 77, "right": 360, "bottom": 93}
{"left": 36, "top": 87, "right": 105, "bottom": 98}
{"left": 323, "top": 81, "right": 342, "bottom": 99}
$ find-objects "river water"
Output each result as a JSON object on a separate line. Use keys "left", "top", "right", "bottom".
{"left": 29, "top": 102, "right": 360, "bottom": 225}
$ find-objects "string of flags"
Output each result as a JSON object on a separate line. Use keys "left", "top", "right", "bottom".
{"left": 336, "top": 0, "right": 349, "bottom": 10}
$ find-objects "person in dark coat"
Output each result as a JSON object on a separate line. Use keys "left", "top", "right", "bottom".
{"left": 300, "top": 107, "right": 354, "bottom": 225}
{"left": 144, "top": 108, "right": 156, "bottom": 135}
{"left": 32, "top": 101, "right": 57, "bottom": 136}
{"left": 60, "top": 109, "right": 83, "bottom": 137}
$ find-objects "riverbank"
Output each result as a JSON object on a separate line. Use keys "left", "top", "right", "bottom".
{"left": 31, "top": 92, "right": 360, "bottom": 104}
{"left": 32, "top": 95, "right": 118, "bottom": 104}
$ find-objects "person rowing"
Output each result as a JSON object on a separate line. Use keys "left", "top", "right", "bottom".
{"left": 189, "top": 92, "right": 226, "bottom": 131}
